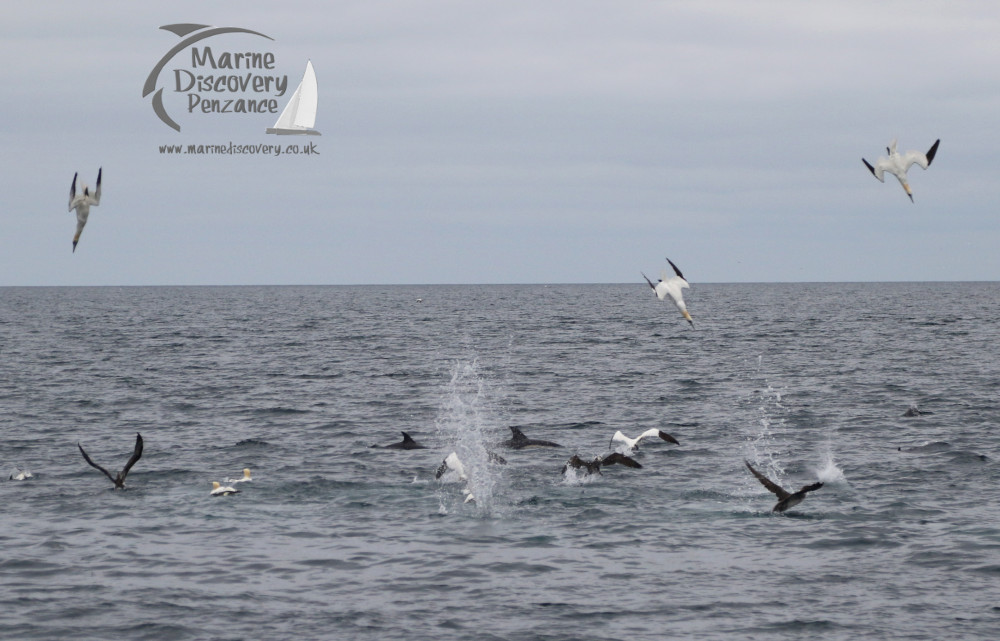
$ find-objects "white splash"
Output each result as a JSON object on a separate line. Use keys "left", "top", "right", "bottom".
{"left": 434, "top": 359, "right": 508, "bottom": 514}
{"left": 560, "top": 464, "right": 600, "bottom": 486}
{"left": 815, "top": 450, "right": 845, "bottom": 484}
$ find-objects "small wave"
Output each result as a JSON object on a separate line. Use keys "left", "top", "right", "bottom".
{"left": 234, "top": 438, "right": 270, "bottom": 447}
{"left": 251, "top": 407, "right": 309, "bottom": 415}
{"left": 897, "top": 441, "right": 950, "bottom": 453}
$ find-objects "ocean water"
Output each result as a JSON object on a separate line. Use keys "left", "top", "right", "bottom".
{"left": 1, "top": 282, "right": 998, "bottom": 641}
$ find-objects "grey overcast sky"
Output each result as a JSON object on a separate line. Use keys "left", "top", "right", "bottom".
{"left": 2, "top": 1, "right": 999, "bottom": 286}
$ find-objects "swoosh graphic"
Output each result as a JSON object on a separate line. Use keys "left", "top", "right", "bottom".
{"left": 143, "top": 24, "right": 274, "bottom": 131}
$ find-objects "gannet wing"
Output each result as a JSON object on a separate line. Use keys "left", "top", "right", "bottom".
{"left": 636, "top": 428, "right": 663, "bottom": 443}
{"left": 666, "top": 257, "right": 686, "bottom": 281}
{"left": 68, "top": 173, "right": 78, "bottom": 211}
{"left": 744, "top": 460, "right": 790, "bottom": 500}
{"left": 862, "top": 158, "right": 885, "bottom": 182}
{"left": 924, "top": 139, "right": 940, "bottom": 166}
{"left": 656, "top": 430, "right": 679, "bottom": 445}
{"left": 901, "top": 151, "right": 927, "bottom": 172}
{"left": 902, "top": 140, "right": 939, "bottom": 172}
{"left": 120, "top": 433, "right": 143, "bottom": 479}
{"left": 91, "top": 168, "right": 102, "bottom": 206}
{"left": 641, "top": 272, "right": 657, "bottom": 293}
{"left": 602, "top": 452, "right": 642, "bottom": 468}
{"left": 78, "top": 443, "right": 117, "bottom": 484}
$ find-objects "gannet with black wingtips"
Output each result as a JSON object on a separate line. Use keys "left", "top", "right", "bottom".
{"left": 561, "top": 452, "right": 642, "bottom": 476}
{"left": 211, "top": 481, "right": 240, "bottom": 496}
{"left": 642, "top": 257, "right": 694, "bottom": 327}
{"left": 9, "top": 467, "right": 34, "bottom": 481}
{"left": 68, "top": 168, "right": 102, "bottom": 252}
{"left": 744, "top": 460, "right": 823, "bottom": 513}
{"left": 435, "top": 452, "right": 468, "bottom": 481}
{"left": 224, "top": 468, "right": 252, "bottom": 484}
{"left": 78, "top": 432, "right": 142, "bottom": 489}
{"left": 862, "top": 138, "right": 939, "bottom": 202}
{"left": 435, "top": 452, "right": 476, "bottom": 502}
{"left": 610, "top": 428, "right": 679, "bottom": 454}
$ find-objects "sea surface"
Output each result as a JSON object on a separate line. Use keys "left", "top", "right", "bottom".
{"left": 1, "top": 283, "right": 999, "bottom": 641}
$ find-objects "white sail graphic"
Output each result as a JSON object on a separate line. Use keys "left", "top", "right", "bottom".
{"left": 266, "top": 60, "right": 321, "bottom": 135}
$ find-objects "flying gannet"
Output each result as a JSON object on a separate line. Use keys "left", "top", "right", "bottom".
{"left": 863, "top": 138, "right": 939, "bottom": 202}
{"left": 609, "top": 429, "right": 679, "bottom": 454}
{"left": 642, "top": 257, "right": 694, "bottom": 327}
{"left": 68, "top": 168, "right": 102, "bottom": 252}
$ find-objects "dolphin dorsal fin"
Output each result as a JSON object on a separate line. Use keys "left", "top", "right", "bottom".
{"left": 509, "top": 426, "right": 528, "bottom": 445}
{"left": 401, "top": 432, "right": 415, "bottom": 443}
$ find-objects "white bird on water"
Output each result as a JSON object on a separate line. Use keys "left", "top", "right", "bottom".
{"left": 225, "top": 468, "right": 252, "bottom": 484}
{"left": 642, "top": 258, "right": 694, "bottom": 327}
{"left": 68, "top": 168, "right": 102, "bottom": 252}
{"left": 862, "top": 138, "right": 939, "bottom": 202}
{"left": 211, "top": 481, "right": 240, "bottom": 496}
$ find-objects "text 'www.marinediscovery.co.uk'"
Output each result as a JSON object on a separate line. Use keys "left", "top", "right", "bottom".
{"left": 157, "top": 142, "right": 319, "bottom": 156}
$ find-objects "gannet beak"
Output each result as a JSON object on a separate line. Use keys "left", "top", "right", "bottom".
{"left": 682, "top": 310, "right": 694, "bottom": 326}
{"left": 72, "top": 240, "right": 78, "bottom": 253}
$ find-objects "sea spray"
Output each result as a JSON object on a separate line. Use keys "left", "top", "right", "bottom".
{"left": 740, "top": 355, "right": 788, "bottom": 478}
{"left": 815, "top": 448, "right": 846, "bottom": 484}
{"left": 434, "top": 359, "right": 508, "bottom": 514}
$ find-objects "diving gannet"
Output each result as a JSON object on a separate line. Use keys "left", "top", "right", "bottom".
{"left": 863, "top": 138, "right": 939, "bottom": 202}
{"left": 642, "top": 257, "right": 694, "bottom": 327}
{"left": 68, "top": 168, "right": 102, "bottom": 252}
{"left": 78, "top": 432, "right": 142, "bottom": 489}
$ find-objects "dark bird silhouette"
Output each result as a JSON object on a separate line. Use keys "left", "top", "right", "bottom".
{"left": 78, "top": 432, "right": 143, "bottom": 489}
{"left": 502, "top": 426, "right": 561, "bottom": 449}
{"left": 744, "top": 460, "right": 823, "bottom": 513}
{"left": 370, "top": 431, "right": 427, "bottom": 449}
{"left": 561, "top": 452, "right": 642, "bottom": 475}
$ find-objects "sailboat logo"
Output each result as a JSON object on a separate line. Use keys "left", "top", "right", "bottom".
{"left": 266, "top": 60, "right": 321, "bottom": 136}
